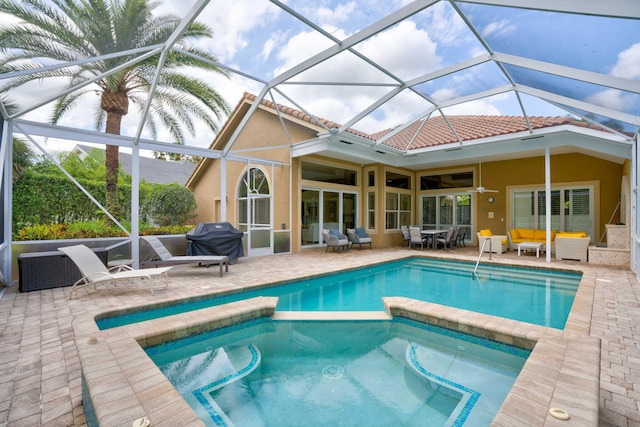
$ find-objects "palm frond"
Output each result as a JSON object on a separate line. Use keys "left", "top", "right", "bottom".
{"left": 1, "top": 0, "right": 230, "bottom": 138}
{"left": 50, "top": 88, "right": 95, "bottom": 124}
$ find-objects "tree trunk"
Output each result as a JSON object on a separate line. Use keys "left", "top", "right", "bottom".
{"left": 101, "top": 92, "right": 129, "bottom": 222}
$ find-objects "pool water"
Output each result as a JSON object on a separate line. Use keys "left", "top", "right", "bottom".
{"left": 146, "top": 318, "right": 530, "bottom": 427}
{"left": 98, "top": 258, "right": 580, "bottom": 330}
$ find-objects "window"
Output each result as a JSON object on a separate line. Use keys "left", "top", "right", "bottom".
{"left": 421, "top": 193, "right": 472, "bottom": 233}
{"left": 386, "top": 192, "right": 411, "bottom": 229}
{"left": 511, "top": 186, "right": 593, "bottom": 236}
{"left": 385, "top": 171, "right": 411, "bottom": 189}
{"left": 302, "top": 161, "right": 356, "bottom": 185}
{"left": 367, "top": 191, "right": 375, "bottom": 229}
{"left": 420, "top": 172, "right": 473, "bottom": 190}
{"left": 238, "top": 167, "right": 271, "bottom": 231}
{"left": 366, "top": 169, "right": 375, "bottom": 230}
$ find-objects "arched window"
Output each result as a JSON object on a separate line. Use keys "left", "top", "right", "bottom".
{"left": 237, "top": 167, "right": 271, "bottom": 231}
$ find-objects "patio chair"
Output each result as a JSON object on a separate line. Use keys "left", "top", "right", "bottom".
{"left": 59, "top": 244, "right": 172, "bottom": 298}
{"left": 409, "top": 226, "right": 427, "bottom": 250}
{"left": 449, "top": 226, "right": 460, "bottom": 247}
{"left": 436, "top": 227, "right": 455, "bottom": 249}
{"left": 346, "top": 227, "right": 372, "bottom": 250}
{"left": 477, "top": 230, "right": 508, "bottom": 254}
{"left": 400, "top": 225, "right": 410, "bottom": 246}
{"left": 322, "top": 229, "right": 349, "bottom": 253}
{"left": 141, "top": 236, "right": 229, "bottom": 277}
{"left": 456, "top": 226, "right": 468, "bottom": 247}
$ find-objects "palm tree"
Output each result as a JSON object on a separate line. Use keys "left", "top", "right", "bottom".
{"left": 0, "top": 0, "right": 230, "bottom": 221}
{"left": 11, "top": 136, "right": 35, "bottom": 181}
{"left": 2, "top": 97, "right": 36, "bottom": 180}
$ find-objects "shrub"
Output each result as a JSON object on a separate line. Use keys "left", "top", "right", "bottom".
{"left": 13, "top": 222, "right": 194, "bottom": 240}
{"left": 141, "top": 184, "right": 197, "bottom": 226}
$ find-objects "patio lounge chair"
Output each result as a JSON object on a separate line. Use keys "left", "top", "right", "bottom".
{"left": 59, "top": 244, "right": 172, "bottom": 298}
{"left": 346, "top": 227, "right": 372, "bottom": 250}
{"left": 322, "top": 229, "right": 349, "bottom": 253}
{"left": 141, "top": 236, "right": 229, "bottom": 277}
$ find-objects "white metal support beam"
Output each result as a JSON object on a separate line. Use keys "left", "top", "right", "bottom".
{"left": 455, "top": 0, "right": 640, "bottom": 19}
{"left": 516, "top": 85, "right": 640, "bottom": 126}
{"left": 1, "top": 119, "right": 12, "bottom": 283}
{"left": 494, "top": 52, "right": 640, "bottom": 94}
{"left": 545, "top": 146, "right": 552, "bottom": 263}
{"left": 633, "top": 135, "right": 639, "bottom": 279}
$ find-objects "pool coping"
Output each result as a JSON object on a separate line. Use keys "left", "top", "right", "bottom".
{"left": 72, "top": 262, "right": 600, "bottom": 426}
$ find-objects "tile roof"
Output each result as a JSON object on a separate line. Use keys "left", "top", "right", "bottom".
{"left": 241, "top": 92, "right": 610, "bottom": 151}
{"left": 375, "top": 115, "right": 586, "bottom": 150}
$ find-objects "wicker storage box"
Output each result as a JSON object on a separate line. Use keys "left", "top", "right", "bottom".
{"left": 18, "top": 248, "right": 108, "bottom": 292}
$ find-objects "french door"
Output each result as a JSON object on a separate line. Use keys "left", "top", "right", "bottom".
{"left": 301, "top": 188, "right": 357, "bottom": 247}
{"left": 420, "top": 193, "right": 472, "bottom": 237}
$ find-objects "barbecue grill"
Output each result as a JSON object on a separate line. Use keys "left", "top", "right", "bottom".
{"left": 186, "top": 222, "right": 244, "bottom": 263}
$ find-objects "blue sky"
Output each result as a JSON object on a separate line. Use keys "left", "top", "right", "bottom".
{"left": 166, "top": 0, "right": 640, "bottom": 137}
{"left": 5, "top": 0, "right": 640, "bottom": 150}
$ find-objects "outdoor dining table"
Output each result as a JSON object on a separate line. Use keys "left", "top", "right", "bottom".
{"left": 420, "top": 229, "right": 449, "bottom": 250}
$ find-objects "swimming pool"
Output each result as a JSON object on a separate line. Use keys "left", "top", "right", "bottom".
{"left": 146, "top": 317, "right": 530, "bottom": 427}
{"left": 98, "top": 257, "right": 581, "bottom": 330}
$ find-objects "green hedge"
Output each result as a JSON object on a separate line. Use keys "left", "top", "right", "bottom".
{"left": 12, "top": 167, "right": 197, "bottom": 240}
{"left": 13, "top": 222, "right": 194, "bottom": 241}
{"left": 13, "top": 170, "right": 133, "bottom": 229}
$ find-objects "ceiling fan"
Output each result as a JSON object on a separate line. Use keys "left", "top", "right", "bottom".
{"left": 469, "top": 161, "right": 498, "bottom": 193}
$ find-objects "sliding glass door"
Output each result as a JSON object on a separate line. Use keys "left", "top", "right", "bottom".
{"left": 420, "top": 193, "right": 472, "bottom": 240}
{"left": 301, "top": 188, "right": 358, "bottom": 247}
{"left": 511, "top": 186, "right": 593, "bottom": 236}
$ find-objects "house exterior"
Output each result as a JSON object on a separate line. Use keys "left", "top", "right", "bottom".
{"left": 73, "top": 145, "right": 196, "bottom": 185}
{"left": 186, "top": 93, "right": 631, "bottom": 258}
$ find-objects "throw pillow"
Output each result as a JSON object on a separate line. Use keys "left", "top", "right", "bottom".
{"left": 329, "top": 229, "right": 342, "bottom": 238}
{"left": 355, "top": 227, "right": 368, "bottom": 238}
{"left": 479, "top": 229, "right": 492, "bottom": 236}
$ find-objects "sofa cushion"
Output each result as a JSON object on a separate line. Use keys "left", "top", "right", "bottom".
{"left": 534, "top": 229, "right": 546, "bottom": 240}
{"left": 355, "top": 226, "right": 368, "bottom": 238}
{"left": 509, "top": 229, "right": 520, "bottom": 240}
{"left": 557, "top": 232, "right": 588, "bottom": 238}
{"left": 519, "top": 228, "right": 535, "bottom": 239}
{"left": 479, "top": 229, "right": 492, "bottom": 236}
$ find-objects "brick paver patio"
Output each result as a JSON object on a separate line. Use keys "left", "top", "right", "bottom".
{"left": 0, "top": 247, "right": 638, "bottom": 426}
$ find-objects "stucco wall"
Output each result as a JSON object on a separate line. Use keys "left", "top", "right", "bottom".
{"left": 188, "top": 101, "right": 625, "bottom": 252}
{"left": 473, "top": 153, "right": 622, "bottom": 242}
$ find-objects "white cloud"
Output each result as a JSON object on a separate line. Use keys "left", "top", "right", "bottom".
{"left": 586, "top": 89, "right": 635, "bottom": 112}
{"left": 160, "top": 0, "right": 281, "bottom": 64}
{"left": 358, "top": 20, "right": 442, "bottom": 78}
{"left": 268, "top": 19, "right": 444, "bottom": 132}
{"left": 481, "top": 19, "right": 516, "bottom": 39}
{"left": 611, "top": 43, "right": 640, "bottom": 80}
{"left": 316, "top": 2, "right": 357, "bottom": 27}
{"left": 423, "top": 2, "right": 470, "bottom": 47}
